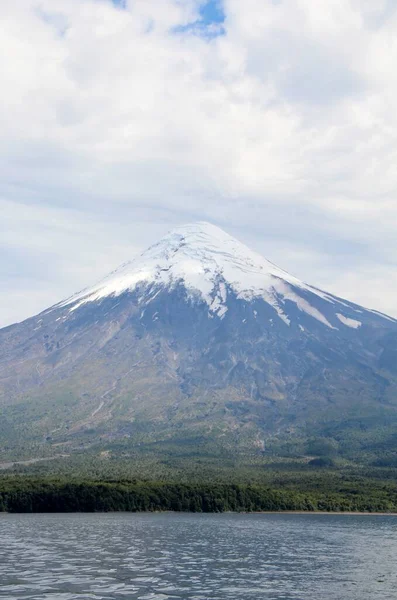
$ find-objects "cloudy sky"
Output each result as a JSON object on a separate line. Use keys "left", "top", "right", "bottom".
{"left": 1, "top": 0, "right": 397, "bottom": 327}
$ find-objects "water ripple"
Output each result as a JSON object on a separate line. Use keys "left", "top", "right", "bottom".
{"left": 1, "top": 513, "right": 397, "bottom": 599}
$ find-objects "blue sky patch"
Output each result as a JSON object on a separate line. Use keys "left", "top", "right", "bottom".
{"left": 173, "top": 1, "right": 225, "bottom": 39}
{"left": 112, "top": 0, "right": 127, "bottom": 9}
{"left": 199, "top": 1, "right": 225, "bottom": 25}
{"left": 111, "top": 0, "right": 225, "bottom": 37}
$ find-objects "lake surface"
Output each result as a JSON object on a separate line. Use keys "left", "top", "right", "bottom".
{"left": 1, "top": 513, "right": 397, "bottom": 599}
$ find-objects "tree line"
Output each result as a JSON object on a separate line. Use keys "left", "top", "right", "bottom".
{"left": 1, "top": 479, "right": 397, "bottom": 513}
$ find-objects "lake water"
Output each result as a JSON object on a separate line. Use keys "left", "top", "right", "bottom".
{"left": 1, "top": 513, "right": 397, "bottom": 599}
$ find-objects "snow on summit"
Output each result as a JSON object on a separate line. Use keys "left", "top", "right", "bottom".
{"left": 60, "top": 222, "right": 369, "bottom": 328}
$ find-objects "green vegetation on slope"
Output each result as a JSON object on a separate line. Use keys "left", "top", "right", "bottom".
{"left": 3, "top": 427, "right": 397, "bottom": 514}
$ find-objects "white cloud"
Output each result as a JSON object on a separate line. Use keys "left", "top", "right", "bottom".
{"left": 0, "top": 0, "right": 396, "bottom": 326}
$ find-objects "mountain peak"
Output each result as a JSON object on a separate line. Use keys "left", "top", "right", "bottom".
{"left": 143, "top": 221, "right": 243, "bottom": 260}
{"left": 58, "top": 221, "right": 389, "bottom": 330}
{"left": 143, "top": 221, "right": 290, "bottom": 279}
{"left": 162, "top": 220, "right": 227, "bottom": 238}
{"left": 144, "top": 221, "right": 257, "bottom": 258}
{"left": 61, "top": 221, "right": 306, "bottom": 317}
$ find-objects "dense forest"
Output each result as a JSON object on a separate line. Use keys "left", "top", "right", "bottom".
{"left": 1, "top": 476, "right": 397, "bottom": 513}
{"left": 2, "top": 440, "right": 397, "bottom": 514}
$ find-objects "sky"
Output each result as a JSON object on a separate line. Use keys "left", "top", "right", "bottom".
{"left": 1, "top": 0, "right": 397, "bottom": 327}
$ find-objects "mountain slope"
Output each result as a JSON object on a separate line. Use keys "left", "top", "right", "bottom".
{"left": 1, "top": 222, "right": 397, "bottom": 463}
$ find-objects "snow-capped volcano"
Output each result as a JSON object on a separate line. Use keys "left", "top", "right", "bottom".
{"left": 60, "top": 221, "right": 375, "bottom": 330}
{"left": 1, "top": 221, "right": 397, "bottom": 462}
{"left": 61, "top": 221, "right": 303, "bottom": 311}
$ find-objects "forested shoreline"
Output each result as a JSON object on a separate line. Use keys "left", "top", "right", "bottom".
{"left": 1, "top": 478, "right": 397, "bottom": 513}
